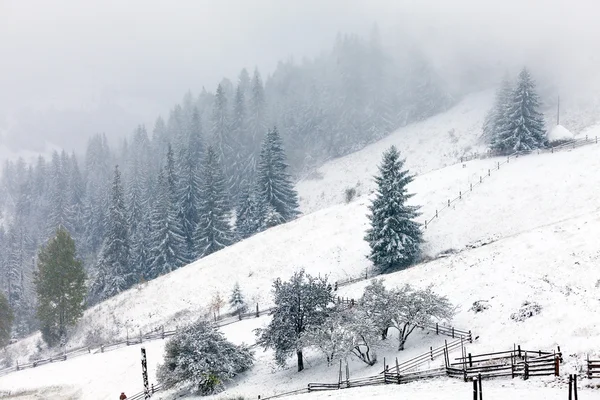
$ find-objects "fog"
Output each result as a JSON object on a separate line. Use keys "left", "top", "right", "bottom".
{"left": 1, "top": 0, "right": 599, "bottom": 155}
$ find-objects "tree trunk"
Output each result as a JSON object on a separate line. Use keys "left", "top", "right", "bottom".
{"left": 381, "top": 327, "right": 389, "bottom": 340}
{"left": 398, "top": 337, "right": 406, "bottom": 351}
{"left": 297, "top": 350, "right": 304, "bottom": 372}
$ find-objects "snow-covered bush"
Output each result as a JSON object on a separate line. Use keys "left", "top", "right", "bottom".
{"left": 470, "top": 300, "right": 490, "bottom": 313}
{"left": 344, "top": 187, "right": 357, "bottom": 203}
{"left": 510, "top": 301, "right": 542, "bottom": 322}
{"left": 157, "top": 319, "right": 254, "bottom": 395}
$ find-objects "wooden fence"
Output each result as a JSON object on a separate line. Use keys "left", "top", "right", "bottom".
{"left": 425, "top": 135, "right": 599, "bottom": 230}
{"left": 0, "top": 303, "right": 276, "bottom": 378}
{"left": 587, "top": 355, "right": 600, "bottom": 379}
{"left": 288, "top": 345, "right": 562, "bottom": 399}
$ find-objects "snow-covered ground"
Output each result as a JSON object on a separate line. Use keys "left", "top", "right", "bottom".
{"left": 1, "top": 134, "right": 600, "bottom": 398}
{"left": 3, "top": 92, "right": 600, "bottom": 398}
{"left": 296, "top": 90, "right": 493, "bottom": 214}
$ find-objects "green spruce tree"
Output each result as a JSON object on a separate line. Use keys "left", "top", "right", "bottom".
{"left": 195, "top": 146, "right": 234, "bottom": 258}
{"left": 365, "top": 146, "right": 422, "bottom": 273}
{"left": 492, "top": 68, "right": 546, "bottom": 154}
{"left": 255, "top": 127, "right": 300, "bottom": 226}
{"left": 90, "top": 165, "right": 130, "bottom": 303}
{"left": 35, "top": 227, "right": 86, "bottom": 346}
{"left": 0, "top": 291, "right": 14, "bottom": 347}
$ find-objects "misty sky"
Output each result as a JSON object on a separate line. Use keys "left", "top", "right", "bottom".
{"left": 1, "top": 0, "right": 599, "bottom": 156}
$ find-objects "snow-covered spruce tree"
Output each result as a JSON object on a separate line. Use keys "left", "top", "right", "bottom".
{"left": 256, "top": 270, "right": 331, "bottom": 371}
{"left": 255, "top": 126, "right": 300, "bottom": 226}
{"left": 482, "top": 75, "right": 512, "bottom": 145}
{"left": 0, "top": 291, "right": 14, "bottom": 347}
{"left": 177, "top": 109, "right": 203, "bottom": 259}
{"left": 148, "top": 166, "right": 188, "bottom": 279}
{"left": 157, "top": 319, "right": 254, "bottom": 395}
{"left": 229, "top": 282, "right": 247, "bottom": 319}
{"left": 360, "top": 279, "right": 394, "bottom": 340}
{"left": 235, "top": 181, "right": 263, "bottom": 239}
{"left": 90, "top": 165, "right": 130, "bottom": 303}
{"left": 491, "top": 68, "right": 546, "bottom": 154}
{"left": 389, "top": 284, "right": 454, "bottom": 351}
{"left": 195, "top": 146, "right": 234, "bottom": 258}
{"left": 365, "top": 146, "right": 422, "bottom": 274}
{"left": 35, "top": 227, "right": 86, "bottom": 347}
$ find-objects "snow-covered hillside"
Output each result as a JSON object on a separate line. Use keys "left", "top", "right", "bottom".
{"left": 1, "top": 129, "right": 600, "bottom": 399}
{"left": 296, "top": 91, "right": 493, "bottom": 214}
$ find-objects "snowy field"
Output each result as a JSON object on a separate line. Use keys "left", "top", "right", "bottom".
{"left": 1, "top": 133, "right": 600, "bottom": 398}
{"left": 2, "top": 94, "right": 600, "bottom": 398}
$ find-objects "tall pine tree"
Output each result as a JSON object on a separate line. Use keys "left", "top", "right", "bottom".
{"left": 195, "top": 146, "right": 234, "bottom": 258}
{"left": 90, "top": 165, "right": 130, "bottom": 303}
{"left": 255, "top": 127, "right": 300, "bottom": 226}
{"left": 148, "top": 156, "right": 188, "bottom": 278}
{"left": 365, "top": 146, "right": 422, "bottom": 273}
{"left": 492, "top": 68, "right": 546, "bottom": 154}
{"left": 482, "top": 75, "right": 512, "bottom": 144}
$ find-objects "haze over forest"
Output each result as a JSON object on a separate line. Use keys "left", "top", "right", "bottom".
{"left": 2, "top": 0, "right": 600, "bottom": 157}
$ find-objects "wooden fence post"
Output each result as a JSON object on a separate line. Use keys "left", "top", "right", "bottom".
{"left": 436, "top": 322, "right": 439, "bottom": 335}
{"left": 587, "top": 354, "right": 590, "bottom": 378}
{"left": 459, "top": 191, "right": 462, "bottom": 199}
{"left": 497, "top": 161, "right": 500, "bottom": 170}
{"left": 448, "top": 199, "right": 450, "bottom": 207}
{"left": 101, "top": 344, "right": 104, "bottom": 353}
{"left": 338, "top": 359, "right": 342, "bottom": 388}
{"left": 470, "top": 183, "right": 473, "bottom": 191}
{"left": 16, "top": 361, "right": 19, "bottom": 371}
{"left": 396, "top": 357, "right": 400, "bottom": 383}
{"left": 478, "top": 373, "right": 483, "bottom": 400}
{"left": 256, "top": 303, "right": 259, "bottom": 317}
{"left": 488, "top": 169, "right": 490, "bottom": 176}
{"left": 517, "top": 345, "right": 522, "bottom": 358}
{"left": 436, "top": 209, "right": 438, "bottom": 218}
{"left": 452, "top": 327, "right": 455, "bottom": 338}
{"left": 469, "top": 331, "right": 473, "bottom": 343}
{"left": 472, "top": 378, "right": 477, "bottom": 400}
{"left": 480, "top": 176, "right": 482, "bottom": 183}
{"left": 510, "top": 354, "right": 514, "bottom": 379}
{"left": 468, "top": 353, "right": 472, "bottom": 368}
{"left": 430, "top": 346, "right": 434, "bottom": 361}
{"left": 555, "top": 356, "right": 560, "bottom": 376}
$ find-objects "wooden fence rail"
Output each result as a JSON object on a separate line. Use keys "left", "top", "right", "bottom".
{"left": 587, "top": 355, "right": 600, "bottom": 379}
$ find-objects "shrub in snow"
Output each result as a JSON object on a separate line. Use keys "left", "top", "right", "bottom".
{"left": 255, "top": 270, "right": 331, "bottom": 371}
{"left": 344, "top": 187, "right": 357, "bottom": 203}
{"left": 510, "top": 301, "right": 542, "bottom": 322}
{"left": 157, "top": 319, "right": 253, "bottom": 395}
{"left": 470, "top": 300, "right": 490, "bottom": 313}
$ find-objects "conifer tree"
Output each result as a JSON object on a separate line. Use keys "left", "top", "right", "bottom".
{"left": 35, "top": 227, "right": 86, "bottom": 347}
{"left": 90, "top": 165, "right": 130, "bottom": 303}
{"left": 365, "top": 146, "right": 422, "bottom": 273}
{"left": 148, "top": 165, "right": 188, "bottom": 279}
{"left": 235, "top": 181, "right": 263, "bottom": 239}
{"left": 492, "top": 68, "right": 546, "bottom": 154}
{"left": 195, "top": 146, "right": 234, "bottom": 258}
{"left": 0, "top": 291, "right": 13, "bottom": 347}
{"left": 177, "top": 109, "right": 204, "bottom": 258}
{"left": 255, "top": 127, "right": 300, "bottom": 226}
{"left": 482, "top": 75, "right": 512, "bottom": 144}
{"left": 229, "top": 282, "right": 247, "bottom": 318}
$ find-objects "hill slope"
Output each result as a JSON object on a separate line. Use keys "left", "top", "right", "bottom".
{"left": 1, "top": 131, "right": 600, "bottom": 398}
